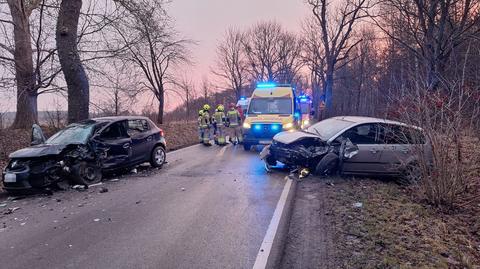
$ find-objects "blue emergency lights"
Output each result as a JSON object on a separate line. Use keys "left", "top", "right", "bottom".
{"left": 256, "top": 83, "right": 276, "bottom": 88}
{"left": 254, "top": 124, "right": 262, "bottom": 131}
{"left": 240, "top": 96, "right": 247, "bottom": 100}
{"left": 271, "top": 124, "right": 280, "bottom": 131}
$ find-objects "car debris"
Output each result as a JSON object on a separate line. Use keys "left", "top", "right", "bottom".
{"left": 353, "top": 202, "right": 363, "bottom": 208}
{"left": 99, "top": 187, "right": 108, "bottom": 193}
{"left": 2, "top": 116, "right": 167, "bottom": 195}
{"left": 4, "top": 207, "right": 21, "bottom": 215}
{"left": 0, "top": 203, "right": 7, "bottom": 207}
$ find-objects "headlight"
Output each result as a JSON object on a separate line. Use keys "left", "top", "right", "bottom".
{"left": 243, "top": 122, "right": 251, "bottom": 129}
{"left": 303, "top": 120, "right": 310, "bottom": 126}
{"left": 283, "top": 122, "right": 294, "bottom": 129}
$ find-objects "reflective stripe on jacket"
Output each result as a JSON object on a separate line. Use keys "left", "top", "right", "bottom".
{"left": 227, "top": 110, "right": 240, "bottom": 126}
{"left": 214, "top": 111, "right": 226, "bottom": 126}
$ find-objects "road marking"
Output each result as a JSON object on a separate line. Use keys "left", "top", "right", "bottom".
{"left": 167, "top": 144, "right": 201, "bottom": 156}
{"left": 252, "top": 177, "right": 293, "bottom": 269}
{"left": 216, "top": 144, "right": 231, "bottom": 157}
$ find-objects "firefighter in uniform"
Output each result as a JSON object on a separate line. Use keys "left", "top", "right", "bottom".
{"left": 226, "top": 103, "right": 243, "bottom": 145}
{"left": 201, "top": 104, "right": 213, "bottom": 146}
{"left": 197, "top": 109, "right": 204, "bottom": 143}
{"left": 213, "top": 105, "right": 227, "bottom": 146}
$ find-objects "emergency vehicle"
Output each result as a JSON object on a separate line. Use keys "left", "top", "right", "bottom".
{"left": 297, "top": 94, "right": 313, "bottom": 129}
{"left": 242, "top": 83, "right": 299, "bottom": 150}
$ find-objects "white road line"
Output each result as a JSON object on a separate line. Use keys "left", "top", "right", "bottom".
{"left": 252, "top": 177, "right": 293, "bottom": 269}
{"left": 216, "top": 144, "right": 231, "bottom": 157}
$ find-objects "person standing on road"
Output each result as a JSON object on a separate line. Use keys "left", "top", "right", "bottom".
{"left": 201, "top": 104, "right": 213, "bottom": 146}
{"left": 213, "top": 105, "right": 227, "bottom": 146}
{"left": 197, "top": 109, "right": 205, "bottom": 143}
{"left": 227, "top": 103, "right": 243, "bottom": 145}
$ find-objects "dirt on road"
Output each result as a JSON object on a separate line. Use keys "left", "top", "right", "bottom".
{"left": 281, "top": 177, "right": 480, "bottom": 269}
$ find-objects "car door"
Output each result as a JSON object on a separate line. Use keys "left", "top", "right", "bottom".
{"left": 95, "top": 121, "right": 132, "bottom": 169}
{"left": 339, "top": 123, "right": 384, "bottom": 173}
{"left": 377, "top": 124, "right": 426, "bottom": 174}
{"left": 127, "top": 119, "right": 152, "bottom": 163}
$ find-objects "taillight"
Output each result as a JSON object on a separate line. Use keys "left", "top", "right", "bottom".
{"left": 159, "top": 129, "right": 164, "bottom": 137}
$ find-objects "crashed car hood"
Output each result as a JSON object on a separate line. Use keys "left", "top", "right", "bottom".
{"left": 9, "top": 144, "right": 69, "bottom": 159}
{"left": 273, "top": 131, "right": 323, "bottom": 144}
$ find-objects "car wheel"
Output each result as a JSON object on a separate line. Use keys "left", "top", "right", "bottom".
{"left": 402, "top": 162, "right": 422, "bottom": 183}
{"left": 150, "top": 145, "right": 166, "bottom": 168}
{"left": 71, "top": 161, "right": 102, "bottom": 185}
{"left": 314, "top": 153, "right": 339, "bottom": 176}
{"left": 243, "top": 143, "right": 252, "bottom": 151}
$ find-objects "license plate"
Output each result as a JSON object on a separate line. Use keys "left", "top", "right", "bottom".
{"left": 259, "top": 140, "right": 271, "bottom": 145}
{"left": 4, "top": 173, "right": 16, "bottom": 183}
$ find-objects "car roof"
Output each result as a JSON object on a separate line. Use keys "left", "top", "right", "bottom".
{"left": 330, "top": 116, "right": 412, "bottom": 127}
{"left": 91, "top": 116, "right": 153, "bottom": 122}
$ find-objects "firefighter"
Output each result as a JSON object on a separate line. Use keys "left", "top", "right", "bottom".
{"left": 213, "top": 104, "right": 227, "bottom": 146}
{"left": 201, "top": 104, "right": 213, "bottom": 146}
{"left": 197, "top": 109, "right": 204, "bottom": 143}
{"left": 226, "top": 103, "right": 243, "bottom": 145}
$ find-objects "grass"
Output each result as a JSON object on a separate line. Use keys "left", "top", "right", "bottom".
{"left": 325, "top": 177, "right": 480, "bottom": 269}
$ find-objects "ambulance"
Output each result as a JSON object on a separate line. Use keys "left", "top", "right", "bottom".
{"left": 242, "top": 83, "right": 299, "bottom": 150}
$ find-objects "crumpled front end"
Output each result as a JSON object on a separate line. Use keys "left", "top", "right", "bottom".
{"left": 2, "top": 158, "right": 64, "bottom": 191}
{"left": 268, "top": 139, "right": 330, "bottom": 168}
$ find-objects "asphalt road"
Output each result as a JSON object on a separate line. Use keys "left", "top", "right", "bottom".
{"left": 0, "top": 144, "right": 289, "bottom": 269}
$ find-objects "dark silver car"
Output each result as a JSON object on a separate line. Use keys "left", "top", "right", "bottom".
{"left": 263, "top": 116, "right": 431, "bottom": 176}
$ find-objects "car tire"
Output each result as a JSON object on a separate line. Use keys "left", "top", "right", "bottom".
{"left": 71, "top": 161, "right": 102, "bottom": 185}
{"left": 243, "top": 143, "right": 252, "bottom": 151}
{"left": 150, "top": 145, "right": 166, "bottom": 168}
{"left": 314, "top": 153, "right": 339, "bottom": 176}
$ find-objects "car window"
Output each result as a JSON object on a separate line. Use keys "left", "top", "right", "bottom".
{"left": 340, "top": 124, "right": 379, "bottom": 144}
{"left": 46, "top": 124, "right": 95, "bottom": 145}
{"left": 380, "top": 124, "right": 426, "bottom": 144}
{"left": 306, "top": 118, "right": 354, "bottom": 140}
{"left": 127, "top": 119, "right": 149, "bottom": 137}
{"left": 100, "top": 121, "right": 129, "bottom": 140}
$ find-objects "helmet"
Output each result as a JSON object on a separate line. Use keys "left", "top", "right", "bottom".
{"left": 229, "top": 103, "right": 236, "bottom": 109}
{"left": 203, "top": 104, "right": 210, "bottom": 111}
{"left": 217, "top": 105, "right": 225, "bottom": 112}
{"left": 198, "top": 110, "right": 204, "bottom": 116}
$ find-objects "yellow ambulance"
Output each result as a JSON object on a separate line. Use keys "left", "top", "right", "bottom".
{"left": 242, "top": 83, "right": 298, "bottom": 150}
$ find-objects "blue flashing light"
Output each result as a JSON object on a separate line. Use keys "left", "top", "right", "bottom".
{"left": 257, "top": 83, "right": 276, "bottom": 88}
{"left": 299, "top": 98, "right": 308, "bottom": 102}
{"left": 240, "top": 96, "right": 246, "bottom": 100}
{"left": 271, "top": 124, "right": 280, "bottom": 131}
{"left": 294, "top": 112, "right": 300, "bottom": 118}
{"left": 253, "top": 125, "right": 262, "bottom": 131}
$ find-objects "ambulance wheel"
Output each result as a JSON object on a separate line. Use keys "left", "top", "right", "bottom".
{"left": 243, "top": 143, "right": 252, "bottom": 151}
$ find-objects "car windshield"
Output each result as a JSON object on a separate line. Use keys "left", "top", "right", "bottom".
{"left": 46, "top": 123, "right": 96, "bottom": 145}
{"left": 306, "top": 118, "right": 354, "bottom": 140}
{"left": 248, "top": 98, "right": 292, "bottom": 115}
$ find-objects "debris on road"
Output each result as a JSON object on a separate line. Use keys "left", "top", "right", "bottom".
{"left": 353, "top": 202, "right": 363, "bottom": 208}
{"left": 20, "top": 222, "right": 26, "bottom": 226}
{"left": 131, "top": 168, "right": 138, "bottom": 174}
{"left": 99, "top": 187, "right": 109, "bottom": 193}
{"left": 89, "top": 182, "right": 103, "bottom": 187}
{"left": 135, "top": 200, "right": 142, "bottom": 204}
{"left": 72, "top": 185, "right": 88, "bottom": 191}
{"left": 93, "top": 218, "right": 100, "bottom": 222}
{"left": 109, "top": 178, "right": 119, "bottom": 182}
{"left": 4, "top": 207, "right": 20, "bottom": 215}
{"left": 0, "top": 203, "right": 7, "bottom": 207}
{"left": 299, "top": 168, "right": 310, "bottom": 179}
{"left": 181, "top": 187, "right": 186, "bottom": 191}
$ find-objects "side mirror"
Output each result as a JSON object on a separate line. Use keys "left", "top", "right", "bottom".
{"left": 31, "top": 124, "right": 46, "bottom": 146}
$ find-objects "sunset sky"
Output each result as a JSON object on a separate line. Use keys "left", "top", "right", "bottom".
{"left": 4, "top": 0, "right": 310, "bottom": 113}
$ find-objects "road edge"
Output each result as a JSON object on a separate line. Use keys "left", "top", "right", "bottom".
{"left": 253, "top": 176, "right": 298, "bottom": 269}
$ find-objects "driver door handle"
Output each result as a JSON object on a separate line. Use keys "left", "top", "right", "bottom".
{"left": 123, "top": 143, "right": 131, "bottom": 149}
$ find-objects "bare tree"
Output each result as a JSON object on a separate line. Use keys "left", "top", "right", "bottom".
{"left": 213, "top": 28, "right": 248, "bottom": 100}
{"left": 175, "top": 75, "right": 196, "bottom": 121}
{"left": 372, "top": 0, "right": 480, "bottom": 91}
{"left": 243, "top": 21, "right": 303, "bottom": 84}
{"left": 112, "top": 0, "right": 192, "bottom": 124}
{"left": 307, "top": 0, "right": 371, "bottom": 116}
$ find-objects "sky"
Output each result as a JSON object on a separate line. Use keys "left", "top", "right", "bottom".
{"left": 4, "top": 0, "right": 311, "bottom": 113}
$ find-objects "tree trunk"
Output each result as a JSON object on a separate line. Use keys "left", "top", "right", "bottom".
{"left": 56, "top": 0, "right": 89, "bottom": 124}
{"left": 157, "top": 91, "right": 164, "bottom": 124}
{"left": 324, "top": 68, "right": 334, "bottom": 117}
{"left": 8, "top": 0, "right": 38, "bottom": 129}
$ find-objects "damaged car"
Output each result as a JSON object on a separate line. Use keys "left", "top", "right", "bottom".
{"left": 2, "top": 116, "right": 166, "bottom": 194}
{"left": 261, "top": 116, "right": 430, "bottom": 176}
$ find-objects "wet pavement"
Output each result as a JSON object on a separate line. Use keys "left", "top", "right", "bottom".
{"left": 0, "top": 144, "right": 288, "bottom": 269}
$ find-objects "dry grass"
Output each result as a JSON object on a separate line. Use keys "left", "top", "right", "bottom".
{"left": 326, "top": 177, "right": 480, "bottom": 269}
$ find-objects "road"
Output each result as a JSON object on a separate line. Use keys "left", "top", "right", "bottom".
{"left": 0, "top": 144, "right": 290, "bottom": 269}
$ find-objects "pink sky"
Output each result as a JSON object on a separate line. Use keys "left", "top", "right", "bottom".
{"left": 12, "top": 0, "right": 310, "bottom": 113}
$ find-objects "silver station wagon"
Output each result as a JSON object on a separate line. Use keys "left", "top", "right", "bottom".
{"left": 263, "top": 116, "right": 432, "bottom": 176}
